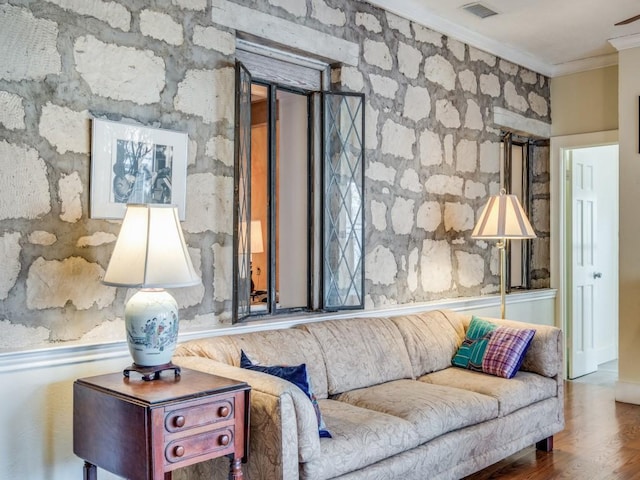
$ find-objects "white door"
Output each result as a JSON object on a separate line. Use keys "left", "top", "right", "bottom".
{"left": 568, "top": 145, "right": 618, "bottom": 379}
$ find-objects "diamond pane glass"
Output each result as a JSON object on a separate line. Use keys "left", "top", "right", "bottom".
{"left": 233, "top": 62, "right": 252, "bottom": 321}
{"left": 323, "top": 93, "right": 364, "bottom": 309}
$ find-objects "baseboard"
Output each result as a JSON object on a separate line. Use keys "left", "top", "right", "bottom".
{"left": 615, "top": 380, "right": 640, "bottom": 405}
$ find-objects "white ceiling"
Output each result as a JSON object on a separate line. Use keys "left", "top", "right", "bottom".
{"left": 366, "top": 0, "right": 640, "bottom": 77}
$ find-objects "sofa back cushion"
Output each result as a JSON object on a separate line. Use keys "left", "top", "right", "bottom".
{"left": 300, "top": 317, "right": 413, "bottom": 395}
{"left": 175, "top": 328, "right": 329, "bottom": 399}
{"left": 390, "top": 310, "right": 467, "bottom": 378}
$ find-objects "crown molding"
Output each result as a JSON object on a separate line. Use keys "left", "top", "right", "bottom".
{"left": 609, "top": 33, "right": 640, "bottom": 51}
{"left": 365, "top": 0, "right": 619, "bottom": 77}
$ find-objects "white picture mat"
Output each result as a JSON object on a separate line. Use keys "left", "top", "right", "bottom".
{"left": 90, "top": 118, "right": 188, "bottom": 220}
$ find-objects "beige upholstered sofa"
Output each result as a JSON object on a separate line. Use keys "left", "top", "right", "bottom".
{"left": 173, "top": 309, "right": 564, "bottom": 480}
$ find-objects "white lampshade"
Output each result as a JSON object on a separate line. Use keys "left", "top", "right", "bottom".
{"left": 251, "top": 220, "right": 264, "bottom": 254}
{"left": 472, "top": 193, "right": 536, "bottom": 240}
{"left": 103, "top": 204, "right": 200, "bottom": 288}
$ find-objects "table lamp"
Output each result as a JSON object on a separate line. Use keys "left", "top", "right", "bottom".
{"left": 102, "top": 204, "right": 200, "bottom": 380}
{"left": 471, "top": 190, "right": 536, "bottom": 319}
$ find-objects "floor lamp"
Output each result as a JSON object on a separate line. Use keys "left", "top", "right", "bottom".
{"left": 471, "top": 190, "right": 536, "bottom": 319}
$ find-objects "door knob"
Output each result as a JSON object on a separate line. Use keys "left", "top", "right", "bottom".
{"left": 593, "top": 272, "right": 602, "bottom": 279}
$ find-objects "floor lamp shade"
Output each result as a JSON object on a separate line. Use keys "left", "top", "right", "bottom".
{"left": 472, "top": 192, "right": 535, "bottom": 319}
{"left": 103, "top": 204, "right": 200, "bottom": 372}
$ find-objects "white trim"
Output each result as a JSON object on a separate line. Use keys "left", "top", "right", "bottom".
{"left": 365, "top": 0, "right": 552, "bottom": 76}
{"left": 551, "top": 53, "right": 619, "bottom": 77}
{"left": 493, "top": 107, "right": 551, "bottom": 138}
{"left": 0, "top": 289, "right": 556, "bottom": 373}
{"left": 550, "top": 130, "right": 619, "bottom": 379}
{"left": 609, "top": 33, "right": 640, "bottom": 52}
{"left": 615, "top": 380, "right": 640, "bottom": 405}
{"left": 211, "top": 0, "right": 359, "bottom": 66}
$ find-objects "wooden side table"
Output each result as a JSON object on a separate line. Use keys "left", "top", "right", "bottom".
{"left": 73, "top": 368, "right": 250, "bottom": 480}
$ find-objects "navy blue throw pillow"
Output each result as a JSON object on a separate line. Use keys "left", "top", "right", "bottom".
{"left": 240, "top": 350, "right": 331, "bottom": 438}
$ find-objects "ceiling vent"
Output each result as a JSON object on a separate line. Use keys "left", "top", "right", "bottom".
{"left": 462, "top": 2, "right": 499, "bottom": 19}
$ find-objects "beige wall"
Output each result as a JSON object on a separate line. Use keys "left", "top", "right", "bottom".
{"left": 550, "top": 66, "right": 618, "bottom": 136}
{"left": 617, "top": 47, "right": 640, "bottom": 399}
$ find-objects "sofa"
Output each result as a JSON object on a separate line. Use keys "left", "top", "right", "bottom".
{"left": 172, "top": 309, "right": 564, "bottom": 480}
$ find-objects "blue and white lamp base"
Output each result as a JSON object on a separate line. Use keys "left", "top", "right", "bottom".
{"left": 123, "top": 288, "right": 181, "bottom": 380}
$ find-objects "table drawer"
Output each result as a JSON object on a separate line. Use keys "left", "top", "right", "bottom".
{"left": 165, "top": 398, "right": 234, "bottom": 432}
{"left": 165, "top": 426, "right": 235, "bottom": 464}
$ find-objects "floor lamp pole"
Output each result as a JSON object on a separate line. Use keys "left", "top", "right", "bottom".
{"left": 498, "top": 240, "right": 506, "bottom": 319}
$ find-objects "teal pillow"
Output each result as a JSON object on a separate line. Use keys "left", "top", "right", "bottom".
{"left": 240, "top": 350, "right": 331, "bottom": 438}
{"left": 452, "top": 316, "right": 535, "bottom": 379}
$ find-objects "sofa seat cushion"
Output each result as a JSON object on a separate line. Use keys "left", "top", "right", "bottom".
{"left": 299, "top": 317, "right": 413, "bottom": 395}
{"left": 421, "top": 367, "right": 558, "bottom": 417}
{"left": 332, "top": 379, "right": 499, "bottom": 444}
{"left": 300, "top": 399, "right": 421, "bottom": 480}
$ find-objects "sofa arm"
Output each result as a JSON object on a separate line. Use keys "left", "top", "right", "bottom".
{"left": 467, "top": 316, "right": 563, "bottom": 378}
{"left": 173, "top": 356, "right": 321, "bottom": 478}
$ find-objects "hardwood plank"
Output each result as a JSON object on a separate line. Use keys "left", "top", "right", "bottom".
{"left": 464, "top": 380, "right": 640, "bottom": 479}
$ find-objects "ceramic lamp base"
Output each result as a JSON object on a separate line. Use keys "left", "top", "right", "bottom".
{"left": 124, "top": 289, "right": 179, "bottom": 367}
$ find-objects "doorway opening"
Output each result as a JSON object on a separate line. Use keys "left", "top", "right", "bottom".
{"left": 552, "top": 131, "right": 619, "bottom": 380}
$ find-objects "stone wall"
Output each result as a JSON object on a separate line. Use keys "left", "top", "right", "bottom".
{"left": 0, "top": 0, "right": 551, "bottom": 352}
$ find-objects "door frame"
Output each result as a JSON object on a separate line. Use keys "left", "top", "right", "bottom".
{"left": 550, "top": 130, "right": 618, "bottom": 379}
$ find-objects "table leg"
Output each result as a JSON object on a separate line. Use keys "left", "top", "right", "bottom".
{"left": 229, "top": 458, "right": 243, "bottom": 480}
{"left": 83, "top": 461, "right": 97, "bottom": 480}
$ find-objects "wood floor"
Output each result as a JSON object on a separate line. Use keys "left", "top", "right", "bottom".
{"left": 464, "top": 379, "right": 640, "bottom": 480}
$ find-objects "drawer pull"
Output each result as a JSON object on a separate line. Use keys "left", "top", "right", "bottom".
{"left": 174, "top": 415, "right": 186, "bottom": 428}
{"left": 174, "top": 445, "right": 185, "bottom": 457}
{"left": 218, "top": 406, "right": 230, "bottom": 417}
{"left": 219, "top": 434, "right": 230, "bottom": 446}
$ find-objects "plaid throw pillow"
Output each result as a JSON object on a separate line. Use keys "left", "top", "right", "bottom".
{"left": 452, "top": 316, "right": 535, "bottom": 379}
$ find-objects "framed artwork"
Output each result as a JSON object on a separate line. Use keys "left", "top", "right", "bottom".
{"left": 90, "top": 118, "right": 188, "bottom": 220}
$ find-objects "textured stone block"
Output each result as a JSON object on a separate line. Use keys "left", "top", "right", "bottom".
{"left": 464, "top": 99, "right": 483, "bottom": 130}
{"left": 529, "top": 91, "right": 549, "bottom": 117}
{"left": 45, "top": 0, "right": 130, "bottom": 31}
{"left": 413, "top": 23, "right": 442, "bottom": 46}
{"left": 417, "top": 201, "right": 441, "bottom": 232}
{"left": 355, "top": 12, "right": 381, "bottom": 33}
{"left": 0, "top": 232, "right": 21, "bottom": 300}
{"left": 0, "top": 141, "right": 50, "bottom": 220}
{"left": 386, "top": 12, "right": 412, "bottom": 37}
{"left": 28, "top": 231, "right": 57, "bottom": 246}
{"left": 74, "top": 36, "right": 165, "bottom": 104}
{"left": 469, "top": 46, "right": 496, "bottom": 66}
{"left": 370, "top": 74, "right": 399, "bottom": 99}
{"left": 210, "top": 243, "right": 231, "bottom": 303}
{"left": 363, "top": 39, "right": 392, "bottom": 69}
{"left": 424, "top": 54, "right": 456, "bottom": 91}
{"left": 0, "top": 91, "right": 26, "bottom": 130}
{"left": 175, "top": 67, "right": 234, "bottom": 124}
{"left": 397, "top": 42, "right": 422, "bottom": 79}
{"left": 312, "top": 0, "right": 346, "bottom": 26}
{"left": 456, "top": 251, "right": 484, "bottom": 288}
{"left": 504, "top": 81, "right": 529, "bottom": 112}
{"left": 403, "top": 85, "right": 430, "bottom": 121}
{"left": 435, "top": 99, "right": 461, "bottom": 128}
{"left": 381, "top": 120, "right": 415, "bottom": 159}
{"left": 459, "top": 70, "right": 477, "bottom": 93}
{"left": 419, "top": 130, "right": 442, "bottom": 166}
{"left": 26, "top": 257, "right": 115, "bottom": 309}
{"left": 205, "top": 135, "right": 234, "bottom": 167}
{"left": 444, "top": 202, "right": 474, "bottom": 232}
{"left": 39, "top": 103, "right": 90, "bottom": 154}
{"left": 480, "top": 73, "right": 500, "bottom": 97}
{"left": 456, "top": 139, "right": 477, "bottom": 173}
{"left": 421, "top": 240, "right": 452, "bottom": 292}
{"left": 183, "top": 173, "right": 233, "bottom": 234}
{"left": 366, "top": 161, "right": 396, "bottom": 184}
{"left": 140, "top": 10, "right": 184, "bottom": 45}
{"left": 366, "top": 245, "right": 397, "bottom": 285}
{"left": 400, "top": 169, "right": 422, "bottom": 193}
{"left": 391, "top": 197, "right": 414, "bottom": 234}
{"left": 172, "top": 0, "right": 206, "bottom": 10}
{"left": 193, "top": 26, "right": 235, "bottom": 55}
{"left": 425, "top": 175, "right": 463, "bottom": 196}
{"left": 0, "top": 5, "right": 61, "bottom": 81}
{"left": 59, "top": 172, "right": 83, "bottom": 223}
{"left": 76, "top": 232, "right": 116, "bottom": 247}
